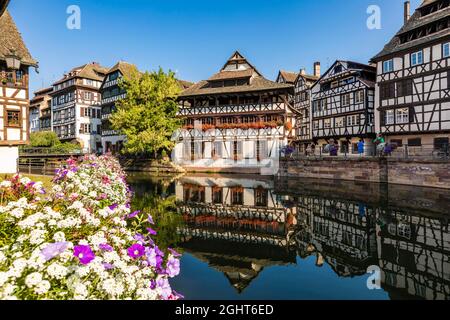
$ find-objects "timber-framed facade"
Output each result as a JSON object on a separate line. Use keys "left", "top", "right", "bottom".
{"left": 173, "top": 51, "right": 295, "bottom": 173}
{"left": 292, "top": 64, "right": 320, "bottom": 152}
{"left": 310, "top": 60, "right": 377, "bottom": 155}
{"left": 50, "top": 62, "right": 108, "bottom": 154}
{"left": 29, "top": 87, "right": 53, "bottom": 133}
{"left": 99, "top": 61, "right": 138, "bottom": 155}
{"left": 0, "top": 9, "right": 37, "bottom": 173}
{"left": 372, "top": 0, "right": 450, "bottom": 151}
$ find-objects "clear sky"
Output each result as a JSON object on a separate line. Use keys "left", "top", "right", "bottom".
{"left": 8, "top": 0, "right": 422, "bottom": 93}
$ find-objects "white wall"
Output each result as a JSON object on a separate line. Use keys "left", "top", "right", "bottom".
{"left": 0, "top": 146, "right": 19, "bottom": 174}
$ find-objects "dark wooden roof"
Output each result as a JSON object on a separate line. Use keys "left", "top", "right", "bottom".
{"left": 180, "top": 51, "right": 292, "bottom": 98}
{"left": 0, "top": 10, "right": 37, "bottom": 67}
{"left": 372, "top": 0, "right": 450, "bottom": 61}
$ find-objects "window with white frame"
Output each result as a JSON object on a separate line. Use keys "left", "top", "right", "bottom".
{"left": 411, "top": 51, "right": 423, "bottom": 66}
{"left": 313, "top": 121, "right": 319, "bottom": 130}
{"left": 444, "top": 43, "right": 450, "bottom": 58}
{"left": 84, "top": 92, "right": 92, "bottom": 100}
{"left": 386, "top": 110, "right": 395, "bottom": 125}
{"left": 324, "top": 118, "right": 331, "bottom": 128}
{"left": 355, "top": 90, "right": 364, "bottom": 104}
{"left": 341, "top": 93, "right": 351, "bottom": 106}
{"left": 347, "top": 114, "right": 360, "bottom": 126}
{"left": 335, "top": 117, "right": 344, "bottom": 127}
{"left": 383, "top": 59, "right": 394, "bottom": 73}
{"left": 396, "top": 108, "right": 409, "bottom": 124}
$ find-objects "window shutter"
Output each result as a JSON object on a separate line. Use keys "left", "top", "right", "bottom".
{"left": 380, "top": 111, "right": 386, "bottom": 126}
{"left": 409, "top": 107, "right": 415, "bottom": 123}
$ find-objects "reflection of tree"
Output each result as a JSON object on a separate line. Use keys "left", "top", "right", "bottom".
{"left": 131, "top": 190, "right": 184, "bottom": 250}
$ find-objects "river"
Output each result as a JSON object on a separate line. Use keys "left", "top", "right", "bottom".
{"left": 127, "top": 173, "right": 450, "bottom": 300}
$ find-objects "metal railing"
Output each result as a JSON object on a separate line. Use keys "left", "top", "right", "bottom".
{"left": 19, "top": 147, "right": 84, "bottom": 156}
{"left": 281, "top": 143, "right": 450, "bottom": 161}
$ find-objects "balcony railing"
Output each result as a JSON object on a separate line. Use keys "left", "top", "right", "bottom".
{"left": 282, "top": 143, "right": 450, "bottom": 161}
{"left": 101, "top": 93, "right": 126, "bottom": 105}
{"left": 177, "top": 102, "right": 286, "bottom": 117}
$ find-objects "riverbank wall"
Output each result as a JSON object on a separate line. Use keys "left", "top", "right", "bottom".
{"left": 279, "top": 157, "right": 450, "bottom": 189}
{"left": 120, "top": 158, "right": 185, "bottom": 174}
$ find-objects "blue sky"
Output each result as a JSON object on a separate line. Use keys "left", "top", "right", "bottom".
{"left": 8, "top": 0, "right": 422, "bottom": 93}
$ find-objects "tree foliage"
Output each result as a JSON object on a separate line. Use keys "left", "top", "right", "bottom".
{"left": 29, "top": 131, "right": 60, "bottom": 147}
{"left": 110, "top": 68, "right": 181, "bottom": 155}
{"left": 28, "top": 131, "right": 81, "bottom": 153}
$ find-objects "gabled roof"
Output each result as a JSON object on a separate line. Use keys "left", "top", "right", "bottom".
{"left": 312, "top": 60, "right": 376, "bottom": 89}
{"left": 277, "top": 70, "right": 299, "bottom": 84}
{"left": 294, "top": 72, "right": 319, "bottom": 85}
{"left": 0, "top": 10, "right": 37, "bottom": 67}
{"left": 372, "top": 0, "right": 450, "bottom": 61}
{"left": 53, "top": 62, "right": 109, "bottom": 86}
{"left": 107, "top": 61, "right": 139, "bottom": 79}
{"left": 180, "top": 51, "right": 292, "bottom": 98}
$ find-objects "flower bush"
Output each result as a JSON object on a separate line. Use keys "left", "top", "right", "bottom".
{"left": 0, "top": 155, "right": 181, "bottom": 300}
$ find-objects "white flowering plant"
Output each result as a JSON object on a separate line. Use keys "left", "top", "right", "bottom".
{"left": 0, "top": 155, "right": 181, "bottom": 300}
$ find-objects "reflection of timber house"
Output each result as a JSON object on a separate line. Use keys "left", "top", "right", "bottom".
{"left": 175, "top": 175, "right": 297, "bottom": 292}
{"left": 377, "top": 208, "right": 450, "bottom": 300}
{"left": 173, "top": 51, "right": 295, "bottom": 173}
{"left": 295, "top": 194, "right": 378, "bottom": 277}
{"left": 276, "top": 177, "right": 450, "bottom": 299}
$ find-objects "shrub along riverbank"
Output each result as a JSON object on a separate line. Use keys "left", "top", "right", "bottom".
{"left": 0, "top": 155, "right": 181, "bottom": 300}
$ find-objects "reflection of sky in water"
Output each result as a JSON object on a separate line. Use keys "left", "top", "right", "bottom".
{"left": 128, "top": 174, "right": 450, "bottom": 301}
{"left": 171, "top": 254, "right": 389, "bottom": 300}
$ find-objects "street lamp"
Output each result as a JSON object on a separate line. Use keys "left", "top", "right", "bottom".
{"left": 5, "top": 50, "right": 21, "bottom": 70}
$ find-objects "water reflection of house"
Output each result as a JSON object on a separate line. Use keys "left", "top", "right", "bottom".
{"left": 175, "top": 175, "right": 297, "bottom": 293}
{"left": 377, "top": 209, "right": 450, "bottom": 300}
{"left": 295, "top": 195, "right": 378, "bottom": 277}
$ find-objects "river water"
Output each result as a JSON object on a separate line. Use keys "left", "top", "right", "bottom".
{"left": 127, "top": 173, "right": 450, "bottom": 300}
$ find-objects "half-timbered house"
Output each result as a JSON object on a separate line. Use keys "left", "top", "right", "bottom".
{"left": 50, "top": 62, "right": 108, "bottom": 153}
{"left": 293, "top": 63, "right": 320, "bottom": 152}
{"left": 99, "top": 61, "right": 138, "bottom": 154}
{"left": 0, "top": 9, "right": 38, "bottom": 173}
{"left": 29, "top": 87, "right": 53, "bottom": 132}
{"left": 310, "top": 61, "right": 376, "bottom": 155}
{"left": 372, "top": 0, "right": 450, "bottom": 153}
{"left": 173, "top": 51, "right": 295, "bottom": 173}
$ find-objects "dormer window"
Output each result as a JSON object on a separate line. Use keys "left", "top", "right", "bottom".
{"left": 411, "top": 51, "right": 423, "bottom": 66}
{"left": 383, "top": 59, "right": 394, "bottom": 73}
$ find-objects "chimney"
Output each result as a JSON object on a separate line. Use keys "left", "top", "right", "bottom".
{"left": 404, "top": 1, "right": 411, "bottom": 24}
{"left": 313, "top": 62, "right": 321, "bottom": 78}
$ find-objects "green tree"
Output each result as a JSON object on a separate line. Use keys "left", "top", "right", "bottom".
{"left": 110, "top": 68, "right": 181, "bottom": 156}
{"left": 29, "top": 131, "right": 60, "bottom": 147}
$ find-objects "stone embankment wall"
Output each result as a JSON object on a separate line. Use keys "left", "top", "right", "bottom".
{"left": 279, "top": 158, "right": 450, "bottom": 189}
